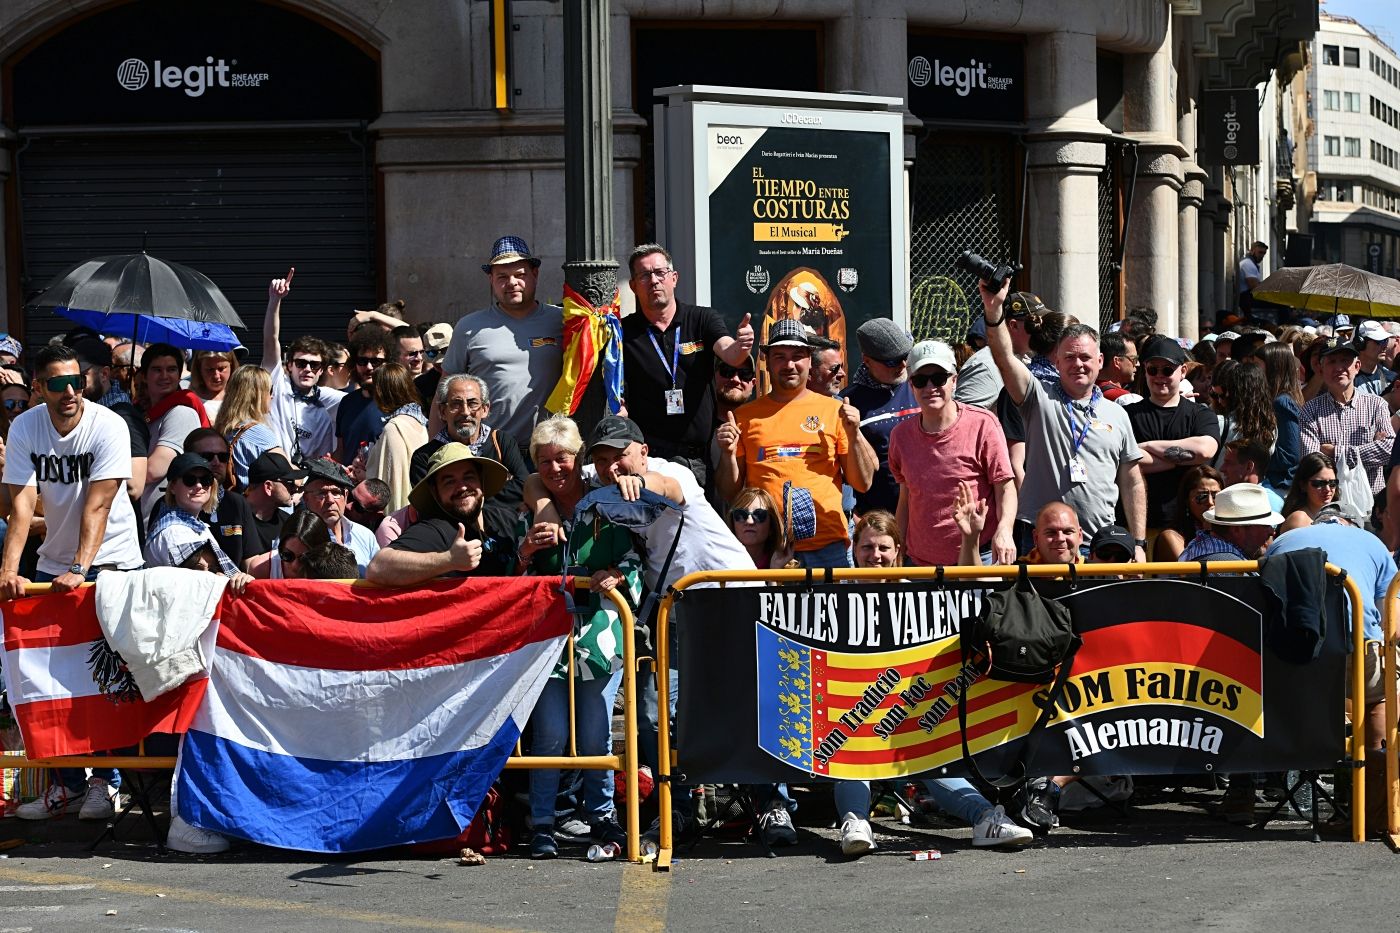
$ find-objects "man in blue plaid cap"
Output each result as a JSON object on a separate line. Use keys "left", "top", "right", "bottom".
{"left": 443, "top": 236, "right": 563, "bottom": 465}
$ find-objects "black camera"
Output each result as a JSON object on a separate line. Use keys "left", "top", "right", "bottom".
{"left": 955, "top": 250, "right": 1023, "bottom": 291}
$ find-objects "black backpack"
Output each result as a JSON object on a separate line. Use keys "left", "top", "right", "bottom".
{"left": 958, "top": 565, "right": 1081, "bottom": 787}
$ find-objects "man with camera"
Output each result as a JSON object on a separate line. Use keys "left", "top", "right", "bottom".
{"left": 980, "top": 278, "right": 1147, "bottom": 559}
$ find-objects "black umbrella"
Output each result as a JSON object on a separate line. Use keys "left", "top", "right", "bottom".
{"left": 28, "top": 253, "right": 247, "bottom": 349}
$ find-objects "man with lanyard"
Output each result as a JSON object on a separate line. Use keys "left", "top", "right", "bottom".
{"left": 981, "top": 279, "right": 1147, "bottom": 557}
{"left": 443, "top": 236, "right": 563, "bottom": 465}
{"left": 260, "top": 269, "right": 345, "bottom": 463}
{"left": 1, "top": 343, "right": 143, "bottom": 821}
{"left": 297, "top": 458, "right": 380, "bottom": 573}
{"left": 620, "top": 243, "right": 755, "bottom": 487}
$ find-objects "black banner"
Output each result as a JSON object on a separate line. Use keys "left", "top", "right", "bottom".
{"left": 10, "top": 0, "right": 379, "bottom": 126}
{"left": 674, "top": 577, "right": 1345, "bottom": 783}
{"left": 1198, "top": 88, "right": 1260, "bottom": 167}
{"left": 906, "top": 33, "right": 1025, "bottom": 124}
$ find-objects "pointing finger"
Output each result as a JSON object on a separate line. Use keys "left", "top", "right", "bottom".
{"left": 286, "top": 267, "right": 295, "bottom": 283}
{"left": 726, "top": 410, "right": 738, "bottom": 426}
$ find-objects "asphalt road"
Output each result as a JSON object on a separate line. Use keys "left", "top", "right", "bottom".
{"left": 0, "top": 784, "right": 1397, "bottom": 933}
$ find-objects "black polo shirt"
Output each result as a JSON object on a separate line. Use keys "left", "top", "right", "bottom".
{"left": 620, "top": 302, "right": 729, "bottom": 455}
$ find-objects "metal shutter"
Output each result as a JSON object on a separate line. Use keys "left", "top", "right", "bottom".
{"left": 15, "top": 128, "right": 377, "bottom": 360}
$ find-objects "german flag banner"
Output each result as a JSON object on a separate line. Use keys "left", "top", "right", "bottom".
{"left": 674, "top": 577, "right": 1346, "bottom": 781}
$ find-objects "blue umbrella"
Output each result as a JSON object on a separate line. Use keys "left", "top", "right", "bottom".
{"left": 29, "top": 253, "right": 247, "bottom": 350}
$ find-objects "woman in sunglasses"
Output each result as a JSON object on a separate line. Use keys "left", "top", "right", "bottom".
{"left": 189, "top": 350, "right": 240, "bottom": 422}
{"left": 143, "top": 452, "right": 253, "bottom": 593}
{"left": 246, "top": 510, "right": 331, "bottom": 580}
{"left": 178, "top": 428, "right": 269, "bottom": 567}
{"left": 888, "top": 340, "right": 1016, "bottom": 566}
{"left": 1153, "top": 465, "right": 1225, "bottom": 561}
{"left": 728, "top": 486, "right": 792, "bottom": 569}
{"left": 214, "top": 366, "right": 287, "bottom": 490}
{"left": 1278, "top": 452, "right": 1338, "bottom": 533}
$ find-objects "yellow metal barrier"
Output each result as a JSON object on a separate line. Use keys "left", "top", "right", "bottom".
{"left": 652, "top": 561, "right": 1368, "bottom": 868}
{"left": 1383, "top": 574, "right": 1400, "bottom": 849}
{"left": 2, "top": 578, "right": 643, "bottom": 862}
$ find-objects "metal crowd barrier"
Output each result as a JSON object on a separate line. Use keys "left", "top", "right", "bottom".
{"left": 651, "top": 560, "right": 1368, "bottom": 869}
{"left": 1, "top": 578, "right": 644, "bottom": 863}
{"left": 1382, "top": 574, "right": 1400, "bottom": 851}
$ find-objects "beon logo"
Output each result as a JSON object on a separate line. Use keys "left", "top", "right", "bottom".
{"left": 908, "top": 56, "right": 932, "bottom": 88}
{"left": 116, "top": 58, "right": 149, "bottom": 91}
{"left": 114, "top": 57, "right": 269, "bottom": 97}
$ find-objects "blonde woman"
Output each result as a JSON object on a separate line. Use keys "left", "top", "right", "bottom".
{"left": 363, "top": 363, "right": 429, "bottom": 511}
{"left": 214, "top": 366, "right": 286, "bottom": 489}
{"left": 190, "top": 350, "right": 240, "bottom": 421}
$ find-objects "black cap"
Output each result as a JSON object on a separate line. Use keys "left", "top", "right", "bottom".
{"left": 1140, "top": 335, "right": 1187, "bottom": 366}
{"left": 166, "top": 452, "right": 215, "bottom": 482}
{"left": 1089, "top": 525, "right": 1135, "bottom": 561}
{"left": 69, "top": 336, "right": 113, "bottom": 371}
{"left": 587, "top": 415, "right": 646, "bottom": 451}
{"left": 1319, "top": 335, "right": 1360, "bottom": 359}
{"left": 1004, "top": 292, "right": 1048, "bottom": 319}
{"left": 248, "top": 451, "right": 304, "bottom": 486}
{"left": 299, "top": 457, "right": 356, "bottom": 490}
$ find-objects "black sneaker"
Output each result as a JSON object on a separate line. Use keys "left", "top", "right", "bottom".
{"left": 590, "top": 817, "right": 628, "bottom": 848}
{"left": 529, "top": 831, "right": 559, "bottom": 860}
{"left": 1016, "top": 777, "right": 1061, "bottom": 832}
{"left": 643, "top": 808, "right": 698, "bottom": 845}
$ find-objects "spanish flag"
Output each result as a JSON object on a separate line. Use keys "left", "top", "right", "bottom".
{"left": 545, "top": 284, "right": 624, "bottom": 416}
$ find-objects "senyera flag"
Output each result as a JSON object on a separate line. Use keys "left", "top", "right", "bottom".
{"left": 177, "top": 576, "right": 571, "bottom": 853}
{"left": 1, "top": 587, "right": 209, "bottom": 758}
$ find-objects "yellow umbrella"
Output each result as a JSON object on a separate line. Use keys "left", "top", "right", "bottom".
{"left": 1253, "top": 263, "right": 1400, "bottom": 318}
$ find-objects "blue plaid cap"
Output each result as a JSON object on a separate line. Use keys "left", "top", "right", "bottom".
{"left": 784, "top": 480, "right": 817, "bottom": 542}
{"left": 481, "top": 235, "right": 542, "bottom": 273}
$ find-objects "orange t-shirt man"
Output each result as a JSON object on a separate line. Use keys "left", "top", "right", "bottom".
{"left": 734, "top": 391, "right": 851, "bottom": 552}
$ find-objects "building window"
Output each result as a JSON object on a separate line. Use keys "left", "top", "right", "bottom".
{"left": 1324, "top": 89, "right": 1340, "bottom": 110}
{"left": 1325, "top": 135, "right": 1341, "bottom": 156}
{"left": 1345, "top": 91, "right": 1362, "bottom": 112}
{"left": 1345, "top": 47, "right": 1360, "bottom": 67}
{"left": 1323, "top": 44, "right": 1339, "bottom": 65}
{"left": 1346, "top": 137, "right": 1362, "bottom": 157}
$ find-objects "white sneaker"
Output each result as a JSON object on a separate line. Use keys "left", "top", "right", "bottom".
{"left": 78, "top": 777, "right": 116, "bottom": 821}
{"left": 838, "top": 812, "right": 876, "bottom": 856}
{"left": 166, "top": 814, "right": 230, "bottom": 854}
{"left": 973, "top": 804, "right": 1035, "bottom": 848}
{"left": 15, "top": 783, "right": 83, "bottom": 821}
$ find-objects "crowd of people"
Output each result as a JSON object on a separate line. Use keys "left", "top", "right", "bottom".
{"left": 0, "top": 234, "right": 1395, "bottom": 857}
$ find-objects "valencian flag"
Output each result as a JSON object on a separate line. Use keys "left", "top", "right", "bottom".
{"left": 546, "top": 283, "right": 624, "bottom": 416}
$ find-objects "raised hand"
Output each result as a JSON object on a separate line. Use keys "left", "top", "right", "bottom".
{"left": 269, "top": 267, "right": 295, "bottom": 301}
{"left": 717, "top": 409, "right": 740, "bottom": 454}
{"left": 952, "top": 480, "right": 988, "bottom": 539}
{"left": 838, "top": 401, "right": 862, "bottom": 433}
{"left": 449, "top": 523, "right": 483, "bottom": 572}
{"left": 735, "top": 313, "right": 754, "bottom": 354}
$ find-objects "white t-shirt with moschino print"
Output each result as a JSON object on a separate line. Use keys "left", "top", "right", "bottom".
{"left": 3, "top": 401, "right": 143, "bottom": 576}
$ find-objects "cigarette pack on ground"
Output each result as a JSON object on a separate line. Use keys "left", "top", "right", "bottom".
{"left": 910, "top": 849, "right": 942, "bottom": 861}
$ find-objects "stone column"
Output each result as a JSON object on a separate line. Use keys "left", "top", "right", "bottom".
{"left": 562, "top": 0, "right": 615, "bottom": 431}
{"left": 1178, "top": 88, "right": 1206, "bottom": 343}
{"left": 1023, "top": 29, "right": 1110, "bottom": 319}
{"left": 1122, "top": 16, "right": 1185, "bottom": 336}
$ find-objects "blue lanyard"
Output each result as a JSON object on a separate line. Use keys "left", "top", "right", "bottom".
{"left": 1065, "top": 402, "right": 1092, "bottom": 456}
{"left": 648, "top": 328, "right": 681, "bottom": 388}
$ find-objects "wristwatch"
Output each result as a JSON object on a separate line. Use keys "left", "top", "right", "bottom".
{"left": 68, "top": 562, "right": 85, "bottom": 576}
{"left": 1133, "top": 539, "right": 1148, "bottom": 550}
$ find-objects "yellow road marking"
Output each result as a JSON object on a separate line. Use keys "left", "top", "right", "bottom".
{"left": 0, "top": 864, "right": 529, "bottom": 932}
{"left": 613, "top": 861, "right": 670, "bottom": 933}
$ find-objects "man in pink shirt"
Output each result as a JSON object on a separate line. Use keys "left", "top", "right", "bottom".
{"left": 889, "top": 340, "right": 1017, "bottom": 566}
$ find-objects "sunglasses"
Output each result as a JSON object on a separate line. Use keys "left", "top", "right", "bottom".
{"left": 290, "top": 358, "right": 323, "bottom": 372}
{"left": 731, "top": 507, "right": 770, "bottom": 524}
{"left": 355, "top": 356, "right": 386, "bottom": 368}
{"left": 1309, "top": 478, "right": 1339, "bottom": 490}
{"left": 45, "top": 374, "right": 83, "bottom": 394}
{"left": 717, "top": 363, "right": 755, "bottom": 380}
{"left": 445, "top": 397, "right": 485, "bottom": 413}
{"left": 403, "top": 349, "right": 425, "bottom": 358}
{"left": 911, "top": 370, "right": 952, "bottom": 389}
{"left": 878, "top": 357, "right": 907, "bottom": 369}
{"left": 278, "top": 548, "right": 303, "bottom": 564}
{"left": 179, "top": 472, "right": 215, "bottom": 489}
{"left": 1145, "top": 365, "right": 1178, "bottom": 377}
{"left": 3, "top": 398, "right": 28, "bottom": 412}
{"left": 327, "top": 359, "right": 350, "bottom": 369}
{"left": 195, "top": 450, "right": 232, "bottom": 463}
{"left": 1192, "top": 490, "right": 1218, "bottom": 504}
{"left": 279, "top": 479, "right": 303, "bottom": 494}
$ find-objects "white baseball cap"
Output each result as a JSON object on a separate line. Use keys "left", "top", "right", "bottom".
{"left": 1357, "top": 320, "right": 1391, "bottom": 344}
{"left": 908, "top": 340, "right": 957, "bottom": 375}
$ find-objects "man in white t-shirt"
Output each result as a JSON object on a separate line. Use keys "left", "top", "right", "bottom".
{"left": 259, "top": 270, "right": 345, "bottom": 463}
{"left": 1238, "top": 241, "right": 1267, "bottom": 316}
{"left": 1, "top": 342, "right": 143, "bottom": 821}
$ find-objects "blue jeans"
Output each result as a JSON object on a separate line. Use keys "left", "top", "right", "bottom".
{"left": 528, "top": 669, "right": 623, "bottom": 830}
{"left": 34, "top": 567, "right": 120, "bottom": 792}
{"left": 792, "top": 540, "right": 852, "bottom": 570}
{"left": 833, "top": 777, "right": 990, "bottom": 827}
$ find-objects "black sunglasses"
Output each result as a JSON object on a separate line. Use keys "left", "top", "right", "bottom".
{"left": 1192, "top": 490, "right": 1218, "bottom": 505}
{"left": 878, "top": 357, "right": 907, "bottom": 369}
{"left": 1309, "top": 478, "right": 1339, "bottom": 490}
{"left": 717, "top": 363, "right": 755, "bottom": 380}
{"left": 196, "top": 450, "right": 232, "bottom": 463}
{"left": 179, "top": 472, "right": 216, "bottom": 489}
{"left": 3, "top": 398, "right": 28, "bottom": 412}
{"left": 290, "top": 358, "right": 323, "bottom": 372}
{"left": 731, "top": 507, "right": 770, "bottom": 523}
{"left": 355, "top": 356, "right": 386, "bottom": 368}
{"left": 911, "top": 370, "right": 952, "bottom": 389}
{"left": 278, "top": 548, "right": 303, "bottom": 564}
{"left": 45, "top": 375, "right": 83, "bottom": 394}
{"left": 1145, "top": 365, "right": 1178, "bottom": 377}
